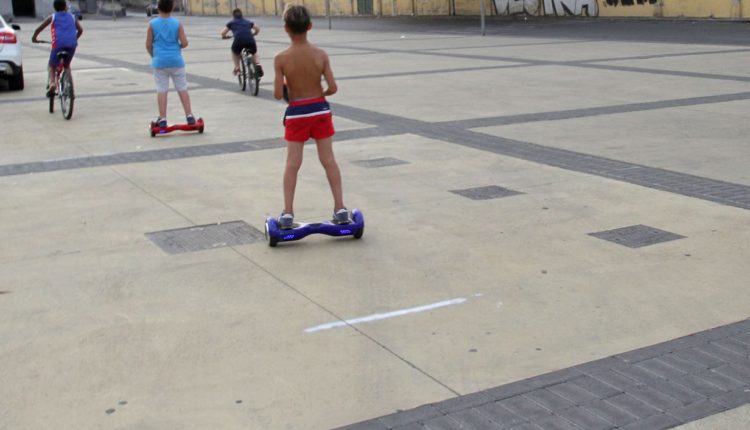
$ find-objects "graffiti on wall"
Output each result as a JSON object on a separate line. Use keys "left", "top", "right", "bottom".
{"left": 605, "top": 0, "right": 657, "bottom": 5}
{"left": 543, "top": 0, "right": 598, "bottom": 16}
{"left": 494, "top": 0, "right": 540, "bottom": 15}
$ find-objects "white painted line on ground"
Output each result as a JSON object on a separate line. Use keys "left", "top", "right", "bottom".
{"left": 305, "top": 297, "right": 467, "bottom": 333}
{"left": 75, "top": 67, "right": 133, "bottom": 74}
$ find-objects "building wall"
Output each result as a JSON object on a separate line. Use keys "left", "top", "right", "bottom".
{"left": 186, "top": 0, "right": 750, "bottom": 18}
{"left": 1, "top": 0, "right": 14, "bottom": 20}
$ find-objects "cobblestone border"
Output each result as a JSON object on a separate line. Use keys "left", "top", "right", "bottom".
{"left": 337, "top": 319, "right": 750, "bottom": 430}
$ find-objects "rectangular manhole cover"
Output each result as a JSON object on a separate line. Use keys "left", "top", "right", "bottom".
{"left": 146, "top": 221, "right": 264, "bottom": 254}
{"left": 450, "top": 185, "right": 523, "bottom": 200}
{"left": 352, "top": 157, "right": 409, "bottom": 168}
{"left": 589, "top": 224, "right": 685, "bottom": 248}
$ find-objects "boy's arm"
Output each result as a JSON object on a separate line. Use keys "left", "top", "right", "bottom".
{"left": 146, "top": 24, "right": 153, "bottom": 57}
{"left": 220, "top": 26, "right": 230, "bottom": 39}
{"left": 178, "top": 24, "right": 188, "bottom": 48}
{"left": 31, "top": 17, "right": 52, "bottom": 43}
{"left": 252, "top": 24, "right": 260, "bottom": 36}
{"left": 273, "top": 54, "right": 284, "bottom": 100}
{"left": 75, "top": 19, "right": 83, "bottom": 39}
{"left": 322, "top": 52, "right": 337, "bottom": 96}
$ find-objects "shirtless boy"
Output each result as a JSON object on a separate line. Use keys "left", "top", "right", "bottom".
{"left": 273, "top": 4, "right": 347, "bottom": 228}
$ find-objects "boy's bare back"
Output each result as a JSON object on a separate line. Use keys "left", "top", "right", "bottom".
{"left": 274, "top": 42, "right": 336, "bottom": 101}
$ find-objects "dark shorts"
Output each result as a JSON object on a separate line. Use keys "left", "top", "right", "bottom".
{"left": 49, "top": 46, "right": 76, "bottom": 67}
{"left": 231, "top": 40, "right": 257, "bottom": 56}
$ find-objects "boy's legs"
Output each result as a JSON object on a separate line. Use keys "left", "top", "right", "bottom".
{"left": 231, "top": 52, "right": 240, "bottom": 74}
{"left": 171, "top": 68, "right": 194, "bottom": 121}
{"left": 282, "top": 141, "right": 305, "bottom": 216}
{"left": 154, "top": 68, "right": 170, "bottom": 122}
{"left": 156, "top": 91, "right": 168, "bottom": 120}
{"left": 314, "top": 136, "right": 345, "bottom": 213}
{"left": 177, "top": 90, "right": 192, "bottom": 117}
{"left": 47, "top": 66, "right": 55, "bottom": 95}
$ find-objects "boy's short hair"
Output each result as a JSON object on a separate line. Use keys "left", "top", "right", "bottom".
{"left": 53, "top": 0, "right": 67, "bottom": 12}
{"left": 157, "top": 0, "right": 174, "bottom": 13}
{"left": 232, "top": 8, "right": 242, "bottom": 19}
{"left": 283, "top": 4, "right": 310, "bottom": 35}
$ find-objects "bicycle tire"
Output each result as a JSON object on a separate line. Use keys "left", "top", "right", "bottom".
{"left": 60, "top": 70, "right": 74, "bottom": 120}
{"left": 238, "top": 53, "right": 247, "bottom": 92}
{"left": 48, "top": 84, "right": 55, "bottom": 113}
{"left": 249, "top": 62, "right": 259, "bottom": 96}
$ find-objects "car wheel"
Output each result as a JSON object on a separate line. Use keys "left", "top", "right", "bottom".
{"left": 8, "top": 67, "right": 24, "bottom": 91}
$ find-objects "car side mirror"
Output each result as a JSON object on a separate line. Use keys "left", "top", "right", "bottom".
{"left": 12, "top": 24, "right": 21, "bottom": 30}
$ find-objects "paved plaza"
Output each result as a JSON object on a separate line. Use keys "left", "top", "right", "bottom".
{"left": 1, "top": 14, "right": 750, "bottom": 430}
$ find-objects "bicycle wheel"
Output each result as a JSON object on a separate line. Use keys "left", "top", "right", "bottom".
{"left": 60, "top": 70, "right": 74, "bottom": 120}
{"left": 248, "top": 61, "right": 259, "bottom": 96}
{"left": 238, "top": 53, "right": 247, "bottom": 92}
{"left": 48, "top": 82, "right": 55, "bottom": 113}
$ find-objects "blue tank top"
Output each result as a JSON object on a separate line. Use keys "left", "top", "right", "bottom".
{"left": 51, "top": 12, "right": 77, "bottom": 48}
{"left": 150, "top": 17, "right": 185, "bottom": 69}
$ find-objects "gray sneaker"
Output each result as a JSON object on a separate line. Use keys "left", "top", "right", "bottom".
{"left": 333, "top": 208, "right": 350, "bottom": 224}
{"left": 279, "top": 213, "right": 294, "bottom": 229}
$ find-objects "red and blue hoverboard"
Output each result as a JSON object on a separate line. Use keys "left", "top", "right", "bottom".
{"left": 149, "top": 118, "right": 205, "bottom": 137}
{"left": 264, "top": 209, "right": 365, "bottom": 247}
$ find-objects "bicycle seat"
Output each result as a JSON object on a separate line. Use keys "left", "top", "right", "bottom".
{"left": 56, "top": 50, "right": 70, "bottom": 60}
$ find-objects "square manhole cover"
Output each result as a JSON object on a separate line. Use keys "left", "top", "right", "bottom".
{"left": 352, "top": 157, "right": 409, "bottom": 168}
{"left": 450, "top": 185, "right": 523, "bottom": 200}
{"left": 589, "top": 224, "right": 685, "bottom": 248}
{"left": 146, "top": 221, "right": 264, "bottom": 254}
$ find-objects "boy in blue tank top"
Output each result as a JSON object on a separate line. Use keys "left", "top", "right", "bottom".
{"left": 32, "top": 0, "right": 83, "bottom": 97}
{"left": 145, "top": 0, "right": 197, "bottom": 127}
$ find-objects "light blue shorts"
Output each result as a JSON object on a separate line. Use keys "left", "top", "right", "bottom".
{"left": 154, "top": 67, "right": 188, "bottom": 92}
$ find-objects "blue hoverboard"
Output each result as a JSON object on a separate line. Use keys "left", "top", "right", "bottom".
{"left": 265, "top": 209, "right": 365, "bottom": 247}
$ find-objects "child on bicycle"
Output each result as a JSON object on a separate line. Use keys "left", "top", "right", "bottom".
{"left": 31, "top": 0, "right": 83, "bottom": 97}
{"left": 274, "top": 4, "right": 347, "bottom": 228}
{"left": 220, "top": 8, "right": 263, "bottom": 78}
{"left": 145, "top": 0, "right": 197, "bottom": 127}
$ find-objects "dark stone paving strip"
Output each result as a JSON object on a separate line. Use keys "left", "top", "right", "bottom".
{"left": 337, "top": 319, "right": 750, "bottom": 430}
{"left": 0, "top": 128, "right": 383, "bottom": 177}
{"left": 436, "top": 92, "right": 750, "bottom": 129}
{"left": 577, "top": 62, "right": 750, "bottom": 83}
{"left": 0, "top": 88, "right": 167, "bottom": 105}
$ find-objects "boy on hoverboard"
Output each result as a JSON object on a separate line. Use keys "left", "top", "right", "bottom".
{"left": 146, "top": 0, "right": 198, "bottom": 129}
{"left": 273, "top": 4, "right": 348, "bottom": 228}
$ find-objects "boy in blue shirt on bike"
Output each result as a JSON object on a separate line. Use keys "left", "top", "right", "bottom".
{"left": 31, "top": 0, "right": 83, "bottom": 97}
{"left": 145, "top": 0, "right": 197, "bottom": 127}
{"left": 220, "top": 8, "right": 263, "bottom": 78}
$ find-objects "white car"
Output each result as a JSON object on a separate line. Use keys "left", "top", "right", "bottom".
{"left": 0, "top": 14, "right": 23, "bottom": 90}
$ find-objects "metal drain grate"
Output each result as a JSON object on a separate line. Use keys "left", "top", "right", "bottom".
{"left": 352, "top": 157, "right": 409, "bottom": 168}
{"left": 146, "top": 221, "right": 264, "bottom": 254}
{"left": 589, "top": 224, "right": 686, "bottom": 248}
{"left": 450, "top": 185, "right": 523, "bottom": 200}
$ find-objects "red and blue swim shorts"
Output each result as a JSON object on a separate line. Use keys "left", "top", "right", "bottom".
{"left": 283, "top": 97, "right": 335, "bottom": 142}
